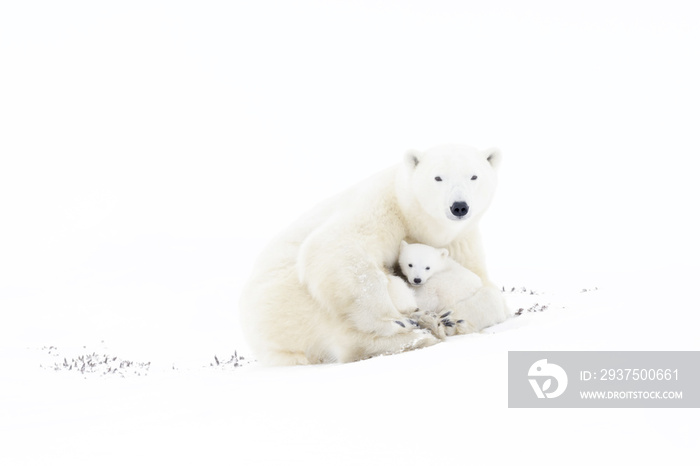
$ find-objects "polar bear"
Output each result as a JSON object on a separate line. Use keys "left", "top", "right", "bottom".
{"left": 239, "top": 144, "right": 508, "bottom": 365}
{"left": 398, "top": 240, "right": 492, "bottom": 336}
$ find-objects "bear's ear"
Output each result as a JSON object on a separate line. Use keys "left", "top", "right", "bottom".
{"left": 400, "top": 240, "right": 408, "bottom": 251}
{"left": 439, "top": 248, "right": 449, "bottom": 258}
{"left": 482, "top": 147, "right": 502, "bottom": 170}
{"left": 404, "top": 150, "right": 422, "bottom": 169}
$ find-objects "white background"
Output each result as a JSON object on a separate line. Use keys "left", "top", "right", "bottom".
{"left": 1, "top": 1, "right": 699, "bottom": 465}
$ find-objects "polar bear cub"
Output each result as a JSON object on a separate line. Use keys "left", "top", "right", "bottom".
{"left": 398, "top": 240, "right": 483, "bottom": 334}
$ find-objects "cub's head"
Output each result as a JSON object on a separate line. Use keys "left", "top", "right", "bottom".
{"left": 401, "top": 145, "right": 501, "bottom": 225}
{"left": 398, "top": 240, "right": 448, "bottom": 286}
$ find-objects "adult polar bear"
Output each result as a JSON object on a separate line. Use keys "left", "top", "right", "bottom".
{"left": 239, "top": 145, "right": 508, "bottom": 365}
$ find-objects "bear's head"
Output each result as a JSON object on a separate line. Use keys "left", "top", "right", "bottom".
{"left": 398, "top": 240, "right": 448, "bottom": 286}
{"left": 400, "top": 145, "right": 501, "bottom": 227}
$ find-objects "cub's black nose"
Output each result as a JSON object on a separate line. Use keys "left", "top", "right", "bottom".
{"left": 413, "top": 278, "right": 422, "bottom": 284}
{"left": 450, "top": 201, "right": 469, "bottom": 217}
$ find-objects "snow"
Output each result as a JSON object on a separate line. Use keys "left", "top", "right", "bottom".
{"left": 1, "top": 1, "right": 700, "bottom": 465}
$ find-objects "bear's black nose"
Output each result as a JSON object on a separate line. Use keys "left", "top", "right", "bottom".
{"left": 413, "top": 278, "right": 422, "bottom": 284}
{"left": 450, "top": 201, "right": 469, "bottom": 217}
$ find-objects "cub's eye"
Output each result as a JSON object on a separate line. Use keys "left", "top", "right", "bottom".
{"left": 408, "top": 264, "right": 413, "bottom": 268}
{"left": 425, "top": 267, "right": 430, "bottom": 270}
{"left": 434, "top": 176, "right": 442, "bottom": 182}
{"left": 471, "top": 175, "right": 478, "bottom": 180}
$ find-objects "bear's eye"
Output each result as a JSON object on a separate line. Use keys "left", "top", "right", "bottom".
{"left": 434, "top": 176, "right": 442, "bottom": 182}
{"left": 471, "top": 175, "right": 478, "bottom": 180}
{"left": 426, "top": 267, "right": 430, "bottom": 271}
{"left": 408, "top": 264, "right": 413, "bottom": 268}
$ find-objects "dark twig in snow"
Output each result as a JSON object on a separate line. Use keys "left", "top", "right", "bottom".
{"left": 40, "top": 348, "right": 151, "bottom": 378}
{"left": 514, "top": 303, "right": 549, "bottom": 316}
{"left": 501, "top": 286, "right": 540, "bottom": 295}
{"left": 209, "top": 352, "right": 250, "bottom": 369}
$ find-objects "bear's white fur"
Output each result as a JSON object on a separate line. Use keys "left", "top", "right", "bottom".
{"left": 239, "top": 145, "right": 508, "bottom": 365}
{"left": 386, "top": 274, "right": 418, "bottom": 315}
{"left": 398, "top": 240, "right": 490, "bottom": 335}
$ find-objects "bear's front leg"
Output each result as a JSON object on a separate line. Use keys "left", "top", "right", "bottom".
{"left": 298, "top": 234, "right": 418, "bottom": 337}
{"left": 447, "top": 234, "right": 510, "bottom": 333}
{"left": 347, "top": 264, "right": 424, "bottom": 336}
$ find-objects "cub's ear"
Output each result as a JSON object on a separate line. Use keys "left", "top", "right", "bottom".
{"left": 404, "top": 150, "right": 422, "bottom": 169}
{"left": 439, "top": 248, "right": 449, "bottom": 258}
{"left": 400, "top": 240, "right": 408, "bottom": 251}
{"left": 482, "top": 147, "right": 502, "bottom": 170}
